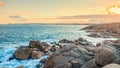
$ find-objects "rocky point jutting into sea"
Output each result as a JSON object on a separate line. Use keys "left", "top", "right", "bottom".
{"left": 0, "top": 24, "right": 120, "bottom": 68}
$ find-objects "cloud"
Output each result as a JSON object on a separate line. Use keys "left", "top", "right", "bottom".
{"left": 58, "top": 14, "right": 120, "bottom": 19}
{"left": 0, "top": 1, "right": 4, "bottom": 7}
{"left": 9, "top": 15, "right": 27, "bottom": 21}
{"left": 9, "top": 15, "right": 21, "bottom": 18}
{"left": 57, "top": 14, "right": 120, "bottom": 23}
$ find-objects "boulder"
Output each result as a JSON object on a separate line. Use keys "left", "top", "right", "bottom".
{"left": 31, "top": 51, "right": 44, "bottom": 59}
{"left": 36, "top": 64, "right": 41, "bottom": 68}
{"left": 60, "top": 43, "right": 76, "bottom": 52}
{"left": 71, "top": 59, "right": 85, "bottom": 68}
{"left": 29, "top": 41, "right": 37, "bottom": 48}
{"left": 95, "top": 47, "right": 117, "bottom": 66}
{"left": 44, "top": 55, "right": 70, "bottom": 68}
{"left": 81, "top": 59, "right": 99, "bottom": 68}
{"left": 102, "top": 63, "right": 120, "bottom": 68}
{"left": 29, "top": 41, "right": 49, "bottom": 52}
{"left": 14, "top": 48, "right": 33, "bottom": 60}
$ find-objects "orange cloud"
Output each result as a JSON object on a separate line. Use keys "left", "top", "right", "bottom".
{"left": 0, "top": 1, "right": 4, "bottom": 7}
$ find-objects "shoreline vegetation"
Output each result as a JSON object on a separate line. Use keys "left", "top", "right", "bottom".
{"left": 4, "top": 23, "right": 120, "bottom": 68}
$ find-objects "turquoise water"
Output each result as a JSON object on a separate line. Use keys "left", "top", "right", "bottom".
{"left": 0, "top": 24, "right": 88, "bottom": 68}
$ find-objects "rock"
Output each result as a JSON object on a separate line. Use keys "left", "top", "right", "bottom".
{"left": 40, "top": 58, "right": 48, "bottom": 63}
{"left": 8, "top": 56, "right": 14, "bottom": 61}
{"left": 102, "top": 40, "right": 113, "bottom": 46}
{"left": 113, "top": 58, "right": 120, "bottom": 64}
{"left": 14, "top": 48, "right": 33, "bottom": 60}
{"left": 81, "top": 59, "right": 99, "bottom": 68}
{"left": 29, "top": 41, "right": 37, "bottom": 48}
{"left": 31, "top": 51, "right": 44, "bottom": 59}
{"left": 36, "top": 64, "right": 41, "bottom": 68}
{"left": 36, "top": 41, "right": 46, "bottom": 51}
{"left": 88, "top": 33, "right": 102, "bottom": 38}
{"left": 29, "top": 40, "right": 50, "bottom": 52}
{"left": 53, "top": 55, "right": 69, "bottom": 65}
{"left": 102, "top": 63, "right": 120, "bottom": 68}
{"left": 71, "top": 59, "right": 85, "bottom": 68}
{"left": 95, "top": 47, "right": 117, "bottom": 66}
{"left": 59, "top": 39, "right": 73, "bottom": 43}
{"left": 60, "top": 43, "right": 76, "bottom": 52}
{"left": 56, "top": 62, "right": 72, "bottom": 68}
{"left": 44, "top": 55, "right": 72, "bottom": 68}
{"left": 74, "top": 38, "right": 90, "bottom": 46}
{"left": 77, "top": 38, "right": 87, "bottom": 42}
{"left": 15, "top": 66, "right": 25, "bottom": 68}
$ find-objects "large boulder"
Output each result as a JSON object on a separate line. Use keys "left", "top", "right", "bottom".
{"left": 95, "top": 47, "right": 117, "bottom": 66}
{"left": 102, "top": 63, "right": 120, "bottom": 68}
{"left": 14, "top": 48, "right": 33, "bottom": 60}
{"left": 29, "top": 41, "right": 50, "bottom": 52}
{"left": 60, "top": 43, "right": 76, "bottom": 52}
{"left": 31, "top": 51, "right": 44, "bottom": 59}
{"left": 44, "top": 55, "right": 72, "bottom": 68}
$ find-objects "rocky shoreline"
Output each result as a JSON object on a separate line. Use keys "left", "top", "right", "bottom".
{"left": 82, "top": 23, "right": 120, "bottom": 38}
{"left": 12, "top": 37, "right": 120, "bottom": 68}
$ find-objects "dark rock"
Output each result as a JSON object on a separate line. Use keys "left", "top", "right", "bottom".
{"left": 40, "top": 58, "right": 48, "bottom": 64}
{"left": 29, "top": 41, "right": 37, "bottom": 48}
{"left": 36, "top": 64, "right": 41, "bottom": 68}
{"left": 88, "top": 33, "right": 102, "bottom": 38}
{"left": 59, "top": 39, "right": 73, "bottom": 43}
{"left": 31, "top": 51, "right": 44, "bottom": 59}
{"left": 81, "top": 59, "right": 99, "bottom": 68}
{"left": 8, "top": 56, "right": 14, "bottom": 61}
{"left": 113, "top": 58, "right": 120, "bottom": 64}
{"left": 71, "top": 59, "right": 85, "bottom": 68}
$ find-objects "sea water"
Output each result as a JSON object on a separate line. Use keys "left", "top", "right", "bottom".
{"left": 0, "top": 24, "right": 117, "bottom": 68}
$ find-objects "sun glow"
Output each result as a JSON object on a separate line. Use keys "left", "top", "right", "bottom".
{"left": 107, "top": 6, "right": 120, "bottom": 14}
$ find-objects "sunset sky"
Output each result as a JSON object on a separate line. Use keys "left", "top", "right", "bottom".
{"left": 0, "top": 0, "right": 120, "bottom": 24}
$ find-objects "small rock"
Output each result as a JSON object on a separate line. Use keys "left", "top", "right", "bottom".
{"left": 59, "top": 39, "right": 73, "bottom": 43}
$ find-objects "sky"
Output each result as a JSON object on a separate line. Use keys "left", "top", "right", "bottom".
{"left": 0, "top": 0, "right": 120, "bottom": 24}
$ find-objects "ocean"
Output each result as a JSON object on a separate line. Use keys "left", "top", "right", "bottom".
{"left": 0, "top": 24, "right": 117, "bottom": 68}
